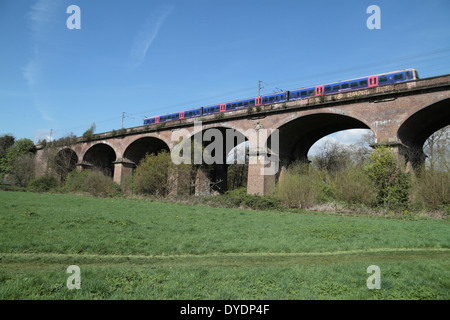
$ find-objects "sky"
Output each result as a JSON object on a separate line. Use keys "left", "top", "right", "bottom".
{"left": 1, "top": 0, "right": 450, "bottom": 156}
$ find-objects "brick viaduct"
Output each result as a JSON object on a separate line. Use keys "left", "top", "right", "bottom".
{"left": 34, "top": 74, "right": 450, "bottom": 195}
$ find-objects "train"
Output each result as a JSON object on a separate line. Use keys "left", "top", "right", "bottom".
{"left": 143, "top": 69, "right": 419, "bottom": 126}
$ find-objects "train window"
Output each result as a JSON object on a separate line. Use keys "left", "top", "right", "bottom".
{"left": 269, "top": 97, "right": 274, "bottom": 101}
{"left": 232, "top": 104, "right": 236, "bottom": 108}
{"left": 341, "top": 83, "right": 349, "bottom": 89}
{"left": 333, "top": 85, "right": 340, "bottom": 91}
{"left": 379, "top": 76, "right": 387, "bottom": 83}
{"left": 394, "top": 74, "right": 403, "bottom": 80}
{"left": 301, "top": 91, "right": 307, "bottom": 96}
{"left": 359, "top": 80, "right": 368, "bottom": 86}
{"left": 263, "top": 98, "right": 268, "bottom": 102}
{"left": 350, "top": 82, "right": 358, "bottom": 88}
{"left": 406, "top": 71, "right": 412, "bottom": 79}
{"left": 324, "top": 86, "right": 331, "bottom": 92}
{"left": 244, "top": 101, "right": 248, "bottom": 106}
{"left": 238, "top": 102, "right": 243, "bottom": 107}
{"left": 308, "top": 90, "right": 315, "bottom": 95}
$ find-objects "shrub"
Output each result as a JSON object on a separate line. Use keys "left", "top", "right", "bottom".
{"left": 82, "top": 123, "right": 96, "bottom": 141}
{"left": 364, "top": 146, "right": 411, "bottom": 209}
{"left": 273, "top": 165, "right": 322, "bottom": 208}
{"left": 412, "top": 169, "right": 449, "bottom": 210}
{"left": 65, "top": 170, "right": 120, "bottom": 197}
{"left": 331, "top": 166, "right": 377, "bottom": 206}
{"left": 212, "top": 187, "right": 281, "bottom": 210}
{"left": 133, "top": 151, "right": 173, "bottom": 196}
{"left": 28, "top": 175, "right": 59, "bottom": 192}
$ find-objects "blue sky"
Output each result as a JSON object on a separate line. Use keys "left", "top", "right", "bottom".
{"left": 1, "top": 0, "right": 450, "bottom": 152}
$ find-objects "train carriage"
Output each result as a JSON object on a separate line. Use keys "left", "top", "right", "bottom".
{"left": 143, "top": 69, "right": 418, "bottom": 126}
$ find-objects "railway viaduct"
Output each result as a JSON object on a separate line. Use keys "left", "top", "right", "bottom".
{"left": 34, "top": 74, "right": 450, "bottom": 195}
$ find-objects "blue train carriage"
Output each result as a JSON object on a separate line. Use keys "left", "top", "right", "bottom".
{"left": 220, "top": 93, "right": 286, "bottom": 113}
{"left": 202, "top": 96, "right": 258, "bottom": 115}
{"left": 142, "top": 69, "right": 419, "bottom": 125}
{"left": 288, "top": 69, "right": 418, "bottom": 101}
{"left": 143, "top": 107, "right": 201, "bottom": 125}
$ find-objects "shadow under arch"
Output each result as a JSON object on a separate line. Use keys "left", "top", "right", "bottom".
{"left": 123, "top": 136, "right": 170, "bottom": 167}
{"left": 82, "top": 143, "right": 116, "bottom": 177}
{"left": 267, "top": 113, "right": 371, "bottom": 168}
{"left": 398, "top": 98, "right": 450, "bottom": 168}
{"left": 186, "top": 125, "right": 249, "bottom": 194}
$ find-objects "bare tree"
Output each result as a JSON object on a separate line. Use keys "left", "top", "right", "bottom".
{"left": 423, "top": 126, "right": 449, "bottom": 171}
{"left": 9, "top": 154, "right": 35, "bottom": 187}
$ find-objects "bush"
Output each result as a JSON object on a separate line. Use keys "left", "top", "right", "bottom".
{"left": 331, "top": 166, "right": 377, "bottom": 206}
{"left": 65, "top": 170, "right": 120, "bottom": 197}
{"left": 211, "top": 187, "right": 281, "bottom": 210}
{"left": 364, "top": 146, "right": 411, "bottom": 209}
{"left": 273, "top": 165, "right": 322, "bottom": 208}
{"left": 28, "top": 175, "right": 59, "bottom": 192}
{"left": 82, "top": 123, "right": 96, "bottom": 141}
{"left": 412, "top": 169, "right": 449, "bottom": 210}
{"left": 133, "top": 151, "right": 173, "bottom": 196}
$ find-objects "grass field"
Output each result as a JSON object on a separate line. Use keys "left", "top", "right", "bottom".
{"left": 0, "top": 190, "right": 448, "bottom": 300}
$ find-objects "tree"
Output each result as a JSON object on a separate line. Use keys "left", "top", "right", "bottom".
{"left": 0, "top": 138, "right": 35, "bottom": 174}
{"left": 423, "top": 126, "right": 449, "bottom": 171}
{"left": 133, "top": 151, "right": 174, "bottom": 196}
{"left": 9, "top": 153, "right": 35, "bottom": 187}
{"left": 41, "top": 133, "right": 79, "bottom": 182}
{"left": 364, "top": 145, "right": 410, "bottom": 208}
{"left": 82, "top": 123, "right": 96, "bottom": 141}
{"left": 0, "top": 134, "right": 15, "bottom": 161}
{"left": 312, "top": 141, "right": 351, "bottom": 173}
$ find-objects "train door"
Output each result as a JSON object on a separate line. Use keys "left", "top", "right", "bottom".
{"left": 179, "top": 111, "right": 184, "bottom": 119}
{"left": 220, "top": 104, "right": 226, "bottom": 112}
{"left": 315, "top": 86, "right": 324, "bottom": 96}
{"left": 255, "top": 97, "right": 262, "bottom": 106}
{"left": 155, "top": 116, "right": 160, "bottom": 124}
{"left": 368, "top": 76, "right": 378, "bottom": 87}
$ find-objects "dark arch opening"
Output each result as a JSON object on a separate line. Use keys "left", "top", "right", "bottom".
{"left": 190, "top": 127, "right": 248, "bottom": 194}
{"left": 82, "top": 143, "right": 116, "bottom": 177}
{"left": 123, "top": 137, "right": 170, "bottom": 166}
{"left": 398, "top": 98, "right": 450, "bottom": 168}
{"left": 269, "top": 113, "right": 371, "bottom": 168}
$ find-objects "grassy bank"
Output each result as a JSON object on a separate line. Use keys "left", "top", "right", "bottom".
{"left": 0, "top": 191, "right": 448, "bottom": 299}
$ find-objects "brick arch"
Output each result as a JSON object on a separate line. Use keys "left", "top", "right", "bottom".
{"left": 174, "top": 125, "right": 249, "bottom": 195}
{"left": 123, "top": 136, "right": 170, "bottom": 166}
{"left": 397, "top": 97, "right": 450, "bottom": 168}
{"left": 175, "top": 124, "right": 248, "bottom": 165}
{"left": 82, "top": 143, "right": 117, "bottom": 177}
{"left": 267, "top": 112, "right": 372, "bottom": 166}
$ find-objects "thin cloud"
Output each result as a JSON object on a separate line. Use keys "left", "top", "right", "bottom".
{"left": 23, "top": 59, "right": 40, "bottom": 87}
{"left": 23, "top": 0, "right": 60, "bottom": 122}
{"left": 128, "top": 4, "right": 175, "bottom": 69}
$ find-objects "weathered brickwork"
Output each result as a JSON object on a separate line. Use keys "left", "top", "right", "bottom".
{"left": 34, "top": 75, "right": 450, "bottom": 195}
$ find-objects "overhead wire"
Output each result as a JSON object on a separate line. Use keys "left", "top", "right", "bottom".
{"left": 52, "top": 46, "right": 450, "bottom": 137}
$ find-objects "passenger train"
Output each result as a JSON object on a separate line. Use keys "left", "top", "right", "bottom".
{"left": 143, "top": 69, "right": 419, "bottom": 126}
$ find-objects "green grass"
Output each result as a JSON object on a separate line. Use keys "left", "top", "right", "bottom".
{"left": 0, "top": 191, "right": 449, "bottom": 299}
